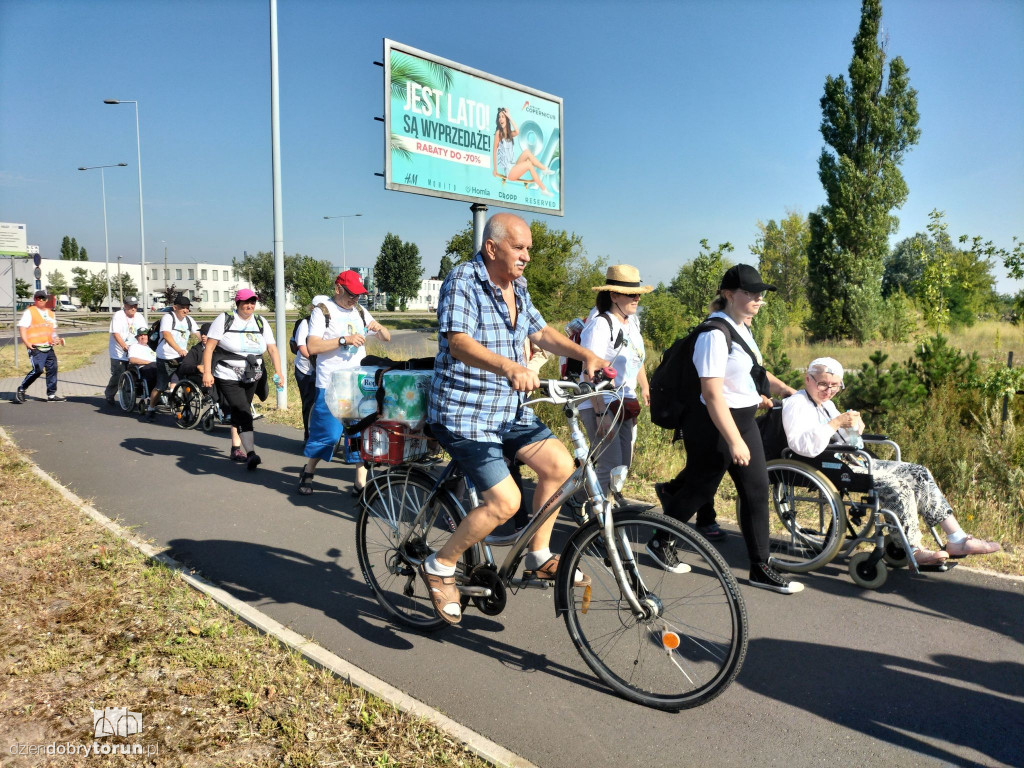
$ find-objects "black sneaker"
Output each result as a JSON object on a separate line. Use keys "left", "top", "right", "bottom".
{"left": 645, "top": 535, "right": 692, "bottom": 574}
{"left": 748, "top": 562, "right": 804, "bottom": 594}
{"left": 47, "top": 394, "right": 66, "bottom": 402}
{"left": 14, "top": 387, "right": 26, "bottom": 403}
{"left": 144, "top": 409, "right": 156, "bottom": 422}
{"left": 246, "top": 451, "right": 261, "bottom": 471}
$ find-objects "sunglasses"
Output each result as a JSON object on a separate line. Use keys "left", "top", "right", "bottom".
{"left": 738, "top": 289, "right": 767, "bottom": 302}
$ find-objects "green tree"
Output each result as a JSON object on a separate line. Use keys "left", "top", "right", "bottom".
{"left": 443, "top": 224, "right": 475, "bottom": 265}
{"left": 437, "top": 253, "right": 456, "bottom": 281}
{"left": 668, "top": 239, "right": 734, "bottom": 320}
{"left": 46, "top": 270, "right": 68, "bottom": 296}
{"left": 806, "top": 0, "right": 921, "bottom": 341}
{"left": 638, "top": 286, "right": 690, "bottom": 354}
{"left": 375, "top": 233, "right": 423, "bottom": 311}
{"left": 750, "top": 212, "right": 810, "bottom": 327}
{"left": 71, "top": 266, "right": 103, "bottom": 308}
{"left": 113, "top": 272, "right": 138, "bottom": 304}
{"left": 231, "top": 251, "right": 302, "bottom": 311}
{"left": 15, "top": 277, "right": 32, "bottom": 298}
{"left": 883, "top": 233, "right": 928, "bottom": 298}
{"left": 291, "top": 255, "right": 335, "bottom": 313}
{"left": 59, "top": 236, "right": 85, "bottom": 261}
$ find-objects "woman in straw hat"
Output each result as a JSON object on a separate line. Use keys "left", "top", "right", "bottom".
{"left": 577, "top": 265, "right": 653, "bottom": 495}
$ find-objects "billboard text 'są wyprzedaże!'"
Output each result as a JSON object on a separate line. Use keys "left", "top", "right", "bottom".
{"left": 384, "top": 39, "right": 563, "bottom": 216}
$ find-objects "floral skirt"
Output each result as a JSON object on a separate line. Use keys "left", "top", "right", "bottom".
{"left": 871, "top": 460, "right": 953, "bottom": 549}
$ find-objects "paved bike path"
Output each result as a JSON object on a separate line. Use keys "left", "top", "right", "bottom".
{"left": 1, "top": 360, "right": 1022, "bottom": 768}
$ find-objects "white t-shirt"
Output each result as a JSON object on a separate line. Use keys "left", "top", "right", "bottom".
{"left": 293, "top": 318, "right": 312, "bottom": 376}
{"left": 578, "top": 312, "right": 645, "bottom": 410}
{"left": 308, "top": 300, "right": 377, "bottom": 389}
{"left": 207, "top": 312, "right": 276, "bottom": 381}
{"left": 109, "top": 309, "right": 148, "bottom": 360}
{"left": 156, "top": 312, "right": 197, "bottom": 360}
{"left": 127, "top": 342, "right": 157, "bottom": 365}
{"left": 692, "top": 311, "right": 762, "bottom": 409}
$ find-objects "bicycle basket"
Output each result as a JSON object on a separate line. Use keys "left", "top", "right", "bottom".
{"left": 359, "top": 420, "right": 429, "bottom": 465}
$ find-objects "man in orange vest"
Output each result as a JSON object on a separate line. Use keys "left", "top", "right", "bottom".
{"left": 15, "top": 290, "right": 66, "bottom": 403}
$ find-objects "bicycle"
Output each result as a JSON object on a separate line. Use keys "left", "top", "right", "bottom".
{"left": 355, "top": 374, "right": 748, "bottom": 710}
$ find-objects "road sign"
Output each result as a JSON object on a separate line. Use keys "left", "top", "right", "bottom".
{"left": 0, "top": 222, "right": 28, "bottom": 257}
{"left": 33, "top": 253, "right": 41, "bottom": 266}
{"left": 34, "top": 267, "right": 42, "bottom": 279}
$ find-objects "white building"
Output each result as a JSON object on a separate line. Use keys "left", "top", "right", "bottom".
{"left": 405, "top": 278, "right": 442, "bottom": 311}
{"left": 2, "top": 257, "right": 279, "bottom": 311}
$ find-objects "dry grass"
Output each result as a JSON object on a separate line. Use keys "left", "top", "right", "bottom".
{"left": 0, "top": 332, "right": 111, "bottom": 379}
{"left": 0, "top": 435, "right": 491, "bottom": 768}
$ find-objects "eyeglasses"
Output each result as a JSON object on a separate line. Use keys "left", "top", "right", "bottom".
{"left": 340, "top": 286, "right": 359, "bottom": 299}
{"left": 810, "top": 375, "right": 843, "bottom": 393}
{"left": 738, "top": 290, "right": 766, "bottom": 302}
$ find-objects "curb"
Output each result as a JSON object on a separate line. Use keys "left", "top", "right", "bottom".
{"left": 0, "top": 426, "right": 539, "bottom": 768}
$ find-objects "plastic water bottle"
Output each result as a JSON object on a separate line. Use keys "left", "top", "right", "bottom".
{"left": 840, "top": 425, "right": 864, "bottom": 450}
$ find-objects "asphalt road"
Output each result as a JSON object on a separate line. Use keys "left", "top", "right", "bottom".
{"left": 2, "top": 383, "right": 1022, "bottom": 768}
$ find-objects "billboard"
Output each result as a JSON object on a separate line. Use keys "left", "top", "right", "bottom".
{"left": 384, "top": 39, "right": 563, "bottom": 216}
{"left": 0, "top": 222, "right": 28, "bottom": 257}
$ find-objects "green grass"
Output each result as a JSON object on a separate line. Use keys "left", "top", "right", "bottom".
{"left": 0, "top": 331, "right": 111, "bottom": 379}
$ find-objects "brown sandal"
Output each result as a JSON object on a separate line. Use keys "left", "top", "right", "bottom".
{"left": 418, "top": 562, "right": 461, "bottom": 625}
{"left": 522, "top": 555, "right": 591, "bottom": 588}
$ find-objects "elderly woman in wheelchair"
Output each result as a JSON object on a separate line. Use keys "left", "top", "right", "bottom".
{"left": 779, "top": 357, "right": 1000, "bottom": 573}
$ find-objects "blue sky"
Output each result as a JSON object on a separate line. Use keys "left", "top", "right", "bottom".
{"left": 2, "top": 0, "right": 1022, "bottom": 292}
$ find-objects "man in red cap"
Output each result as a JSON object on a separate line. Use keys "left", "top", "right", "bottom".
{"left": 296, "top": 270, "right": 392, "bottom": 496}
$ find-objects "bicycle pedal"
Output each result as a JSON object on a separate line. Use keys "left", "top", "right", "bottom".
{"left": 458, "top": 585, "right": 492, "bottom": 597}
{"left": 508, "top": 578, "right": 550, "bottom": 590}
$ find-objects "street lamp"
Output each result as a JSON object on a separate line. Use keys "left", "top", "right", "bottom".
{"left": 323, "top": 213, "right": 362, "bottom": 271}
{"left": 104, "top": 99, "right": 147, "bottom": 309}
{"left": 78, "top": 162, "right": 128, "bottom": 310}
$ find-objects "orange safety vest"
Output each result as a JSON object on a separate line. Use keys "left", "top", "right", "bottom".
{"left": 24, "top": 306, "right": 57, "bottom": 347}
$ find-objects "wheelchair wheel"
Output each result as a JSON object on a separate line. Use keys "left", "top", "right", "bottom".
{"left": 172, "top": 382, "right": 204, "bottom": 430}
{"left": 883, "top": 537, "right": 910, "bottom": 568}
{"left": 766, "top": 460, "right": 846, "bottom": 573}
{"left": 200, "top": 411, "right": 216, "bottom": 432}
{"left": 849, "top": 550, "right": 888, "bottom": 589}
{"left": 116, "top": 371, "right": 136, "bottom": 413}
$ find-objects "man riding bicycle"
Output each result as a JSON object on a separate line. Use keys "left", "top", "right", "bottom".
{"left": 420, "top": 213, "right": 609, "bottom": 624}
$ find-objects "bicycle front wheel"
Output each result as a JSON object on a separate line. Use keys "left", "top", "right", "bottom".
{"left": 558, "top": 511, "right": 747, "bottom": 710}
{"left": 356, "top": 469, "right": 471, "bottom": 631}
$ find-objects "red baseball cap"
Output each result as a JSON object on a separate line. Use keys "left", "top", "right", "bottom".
{"left": 336, "top": 270, "right": 367, "bottom": 295}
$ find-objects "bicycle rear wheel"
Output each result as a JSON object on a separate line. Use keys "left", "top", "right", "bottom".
{"left": 356, "top": 468, "right": 472, "bottom": 631}
{"left": 171, "top": 381, "right": 204, "bottom": 429}
{"left": 558, "top": 511, "right": 747, "bottom": 710}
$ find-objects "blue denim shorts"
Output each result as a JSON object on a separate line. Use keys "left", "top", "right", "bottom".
{"left": 429, "top": 420, "right": 556, "bottom": 493}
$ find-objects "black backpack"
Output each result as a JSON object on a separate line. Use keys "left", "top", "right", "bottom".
{"left": 147, "top": 313, "right": 197, "bottom": 351}
{"left": 562, "top": 313, "right": 620, "bottom": 379}
{"left": 756, "top": 402, "right": 789, "bottom": 460}
{"left": 649, "top": 317, "right": 770, "bottom": 431}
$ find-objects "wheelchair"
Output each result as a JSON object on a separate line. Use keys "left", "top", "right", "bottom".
{"left": 116, "top": 364, "right": 150, "bottom": 414}
{"left": 170, "top": 379, "right": 231, "bottom": 432}
{"left": 763, "top": 436, "right": 950, "bottom": 589}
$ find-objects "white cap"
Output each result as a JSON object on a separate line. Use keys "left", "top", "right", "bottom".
{"left": 807, "top": 357, "right": 844, "bottom": 379}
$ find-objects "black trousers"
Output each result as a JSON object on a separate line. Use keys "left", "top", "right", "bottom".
{"left": 661, "top": 404, "right": 770, "bottom": 564}
{"left": 294, "top": 367, "right": 316, "bottom": 443}
{"left": 216, "top": 378, "right": 257, "bottom": 434}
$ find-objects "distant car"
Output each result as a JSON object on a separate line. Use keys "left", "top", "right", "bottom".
{"left": 57, "top": 301, "right": 78, "bottom": 312}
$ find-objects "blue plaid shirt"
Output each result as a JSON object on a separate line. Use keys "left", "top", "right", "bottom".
{"left": 428, "top": 254, "right": 547, "bottom": 442}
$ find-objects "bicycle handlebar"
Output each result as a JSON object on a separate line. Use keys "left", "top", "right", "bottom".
{"left": 527, "top": 367, "right": 619, "bottom": 406}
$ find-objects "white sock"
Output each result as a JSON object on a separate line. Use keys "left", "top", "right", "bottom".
{"left": 945, "top": 530, "right": 968, "bottom": 544}
{"left": 524, "top": 548, "right": 552, "bottom": 570}
{"left": 424, "top": 553, "right": 456, "bottom": 577}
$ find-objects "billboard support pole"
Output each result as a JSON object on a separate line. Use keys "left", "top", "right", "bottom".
{"left": 7, "top": 257, "right": 17, "bottom": 369}
{"left": 270, "top": 0, "right": 287, "bottom": 410}
{"left": 471, "top": 203, "right": 488, "bottom": 255}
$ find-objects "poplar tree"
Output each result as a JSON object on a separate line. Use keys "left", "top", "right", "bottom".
{"left": 806, "top": 0, "right": 920, "bottom": 340}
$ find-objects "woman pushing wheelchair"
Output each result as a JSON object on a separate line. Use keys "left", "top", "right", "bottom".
{"left": 782, "top": 356, "right": 1001, "bottom": 566}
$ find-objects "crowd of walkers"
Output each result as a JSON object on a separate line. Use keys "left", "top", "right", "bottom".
{"left": 11, "top": 216, "right": 1002, "bottom": 620}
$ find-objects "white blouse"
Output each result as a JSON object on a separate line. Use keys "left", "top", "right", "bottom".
{"left": 781, "top": 389, "right": 840, "bottom": 457}
{"left": 692, "top": 311, "right": 762, "bottom": 409}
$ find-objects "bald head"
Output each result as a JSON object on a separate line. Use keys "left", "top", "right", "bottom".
{"left": 482, "top": 213, "right": 532, "bottom": 286}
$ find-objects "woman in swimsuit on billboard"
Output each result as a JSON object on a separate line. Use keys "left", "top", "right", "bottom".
{"left": 492, "top": 107, "right": 553, "bottom": 196}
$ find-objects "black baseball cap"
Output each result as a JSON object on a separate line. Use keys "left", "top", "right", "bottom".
{"left": 719, "top": 264, "right": 776, "bottom": 293}
{"left": 173, "top": 294, "right": 192, "bottom": 308}
{"left": 199, "top": 322, "right": 211, "bottom": 336}
{"left": 33, "top": 290, "right": 48, "bottom": 300}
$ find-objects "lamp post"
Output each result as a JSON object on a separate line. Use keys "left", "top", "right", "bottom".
{"left": 116, "top": 255, "right": 123, "bottom": 305}
{"left": 104, "top": 99, "right": 147, "bottom": 309}
{"left": 323, "top": 213, "right": 362, "bottom": 271}
{"left": 78, "top": 162, "right": 128, "bottom": 310}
